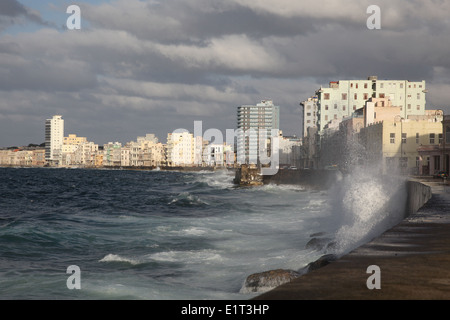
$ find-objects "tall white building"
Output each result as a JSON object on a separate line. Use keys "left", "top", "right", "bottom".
{"left": 166, "top": 131, "right": 195, "bottom": 166}
{"left": 45, "top": 115, "right": 64, "bottom": 164}
{"left": 314, "top": 76, "right": 427, "bottom": 132}
{"left": 237, "top": 100, "right": 280, "bottom": 164}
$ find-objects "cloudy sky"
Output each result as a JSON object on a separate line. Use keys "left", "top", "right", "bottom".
{"left": 1, "top": 0, "right": 450, "bottom": 147}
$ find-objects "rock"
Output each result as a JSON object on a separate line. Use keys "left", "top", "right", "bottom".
{"left": 305, "top": 232, "right": 336, "bottom": 251}
{"left": 240, "top": 269, "right": 301, "bottom": 294}
{"left": 306, "top": 254, "right": 338, "bottom": 272}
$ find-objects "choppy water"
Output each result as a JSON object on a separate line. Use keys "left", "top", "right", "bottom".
{"left": 0, "top": 167, "right": 407, "bottom": 299}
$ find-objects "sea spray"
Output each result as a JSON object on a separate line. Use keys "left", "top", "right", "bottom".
{"left": 326, "top": 164, "right": 408, "bottom": 256}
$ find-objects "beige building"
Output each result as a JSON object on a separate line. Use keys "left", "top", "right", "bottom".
{"left": 61, "top": 134, "right": 98, "bottom": 167}
{"left": 417, "top": 114, "right": 450, "bottom": 175}
{"left": 360, "top": 112, "right": 443, "bottom": 174}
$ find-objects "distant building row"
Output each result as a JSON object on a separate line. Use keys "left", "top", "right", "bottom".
{"left": 300, "top": 76, "right": 450, "bottom": 176}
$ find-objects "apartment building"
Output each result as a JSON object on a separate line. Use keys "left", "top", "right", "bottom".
{"left": 315, "top": 76, "right": 427, "bottom": 132}
{"left": 45, "top": 115, "right": 64, "bottom": 165}
{"left": 237, "top": 100, "right": 280, "bottom": 164}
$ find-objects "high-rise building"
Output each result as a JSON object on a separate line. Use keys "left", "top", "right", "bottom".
{"left": 300, "top": 96, "right": 318, "bottom": 138}
{"left": 45, "top": 115, "right": 64, "bottom": 164}
{"left": 237, "top": 100, "right": 280, "bottom": 164}
{"left": 314, "top": 76, "right": 427, "bottom": 132}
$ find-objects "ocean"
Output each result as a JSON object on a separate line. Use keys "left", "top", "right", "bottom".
{"left": 0, "top": 167, "right": 408, "bottom": 300}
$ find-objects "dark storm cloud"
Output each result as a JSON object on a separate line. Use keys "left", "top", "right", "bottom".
{"left": 1, "top": 0, "right": 450, "bottom": 147}
{"left": 0, "top": 0, "right": 51, "bottom": 28}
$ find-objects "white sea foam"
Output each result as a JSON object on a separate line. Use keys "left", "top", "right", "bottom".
{"left": 148, "top": 249, "right": 225, "bottom": 264}
{"left": 328, "top": 165, "right": 407, "bottom": 256}
{"left": 99, "top": 254, "right": 141, "bottom": 265}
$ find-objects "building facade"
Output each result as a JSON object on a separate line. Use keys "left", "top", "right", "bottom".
{"left": 300, "top": 96, "right": 318, "bottom": 138}
{"left": 166, "top": 131, "right": 195, "bottom": 166}
{"left": 45, "top": 115, "right": 64, "bottom": 165}
{"left": 316, "top": 76, "right": 427, "bottom": 132}
{"left": 237, "top": 100, "right": 280, "bottom": 164}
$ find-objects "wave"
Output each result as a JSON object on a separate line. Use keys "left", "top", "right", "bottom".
{"left": 99, "top": 254, "right": 141, "bottom": 265}
{"left": 326, "top": 165, "right": 408, "bottom": 256}
{"left": 169, "top": 192, "right": 209, "bottom": 207}
{"left": 147, "top": 249, "right": 224, "bottom": 264}
{"left": 193, "top": 170, "right": 235, "bottom": 189}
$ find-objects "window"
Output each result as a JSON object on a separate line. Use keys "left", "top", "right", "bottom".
{"left": 364, "top": 93, "right": 369, "bottom": 100}
{"left": 307, "top": 113, "right": 311, "bottom": 116}
{"left": 307, "top": 120, "right": 311, "bottom": 124}
{"left": 417, "top": 105, "right": 420, "bottom": 110}
{"left": 390, "top": 133, "right": 395, "bottom": 144}
{"left": 353, "top": 105, "right": 357, "bottom": 111}
{"left": 343, "top": 106, "right": 346, "bottom": 111}
{"left": 439, "top": 133, "right": 443, "bottom": 144}
{"left": 325, "top": 115, "right": 328, "bottom": 121}
{"left": 379, "top": 93, "right": 385, "bottom": 98}
{"left": 430, "top": 133, "right": 435, "bottom": 144}
{"left": 324, "top": 93, "right": 330, "bottom": 100}
{"left": 417, "top": 93, "right": 421, "bottom": 99}
{"left": 402, "top": 133, "right": 407, "bottom": 144}
{"left": 380, "top": 83, "right": 384, "bottom": 88}
{"left": 416, "top": 157, "right": 420, "bottom": 168}
{"left": 400, "top": 83, "right": 404, "bottom": 89}
{"left": 354, "top": 93, "right": 357, "bottom": 100}
{"left": 408, "top": 104, "right": 411, "bottom": 110}
{"left": 364, "top": 83, "right": 368, "bottom": 89}
{"left": 334, "top": 104, "right": 337, "bottom": 109}
{"left": 342, "top": 93, "right": 347, "bottom": 100}
{"left": 416, "top": 133, "right": 419, "bottom": 144}
{"left": 325, "top": 105, "right": 329, "bottom": 110}
{"left": 334, "top": 114, "right": 337, "bottom": 119}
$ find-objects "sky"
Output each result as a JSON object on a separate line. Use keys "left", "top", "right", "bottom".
{"left": 1, "top": 0, "right": 450, "bottom": 147}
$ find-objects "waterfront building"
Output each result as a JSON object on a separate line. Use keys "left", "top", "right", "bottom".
{"left": 300, "top": 96, "right": 318, "bottom": 138}
{"left": 31, "top": 149, "right": 46, "bottom": 167}
{"left": 45, "top": 115, "right": 64, "bottom": 165}
{"left": 204, "top": 144, "right": 224, "bottom": 167}
{"left": 315, "top": 76, "right": 427, "bottom": 132}
{"left": 278, "top": 133, "right": 302, "bottom": 167}
{"left": 360, "top": 111, "right": 443, "bottom": 174}
{"left": 103, "top": 142, "right": 122, "bottom": 167}
{"left": 237, "top": 100, "right": 280, "bottom": 165}
{"left": 125, "top": 134, "right": 165, "bottom": 167}
{"left": 166, "top": 131, "right": 195, "bottom": 166}
{"left": 61, "top": 134, "right": 98, "bottom": 167}
{"left": 417, "top": 114, "right": 450, "bottom": 176}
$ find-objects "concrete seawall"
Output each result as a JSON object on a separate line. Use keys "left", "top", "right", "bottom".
{"left": 254, "top": 178, "right": 450, "bottom": 300}
{"left": 406, "top": 180, "right": 433, "bottom": 217}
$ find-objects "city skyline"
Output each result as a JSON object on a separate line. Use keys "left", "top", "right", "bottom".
{"left": 2, "top": 1, "right": 450, "bottom": 147}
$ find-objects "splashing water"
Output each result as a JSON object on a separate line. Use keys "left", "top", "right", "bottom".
{"left": 326, "top": 165, "right": 408, "bottom": 256}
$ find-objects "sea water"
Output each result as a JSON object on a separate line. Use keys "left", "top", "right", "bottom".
{"left": 0, "top": 167, "right": 407, "bottom": 299}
